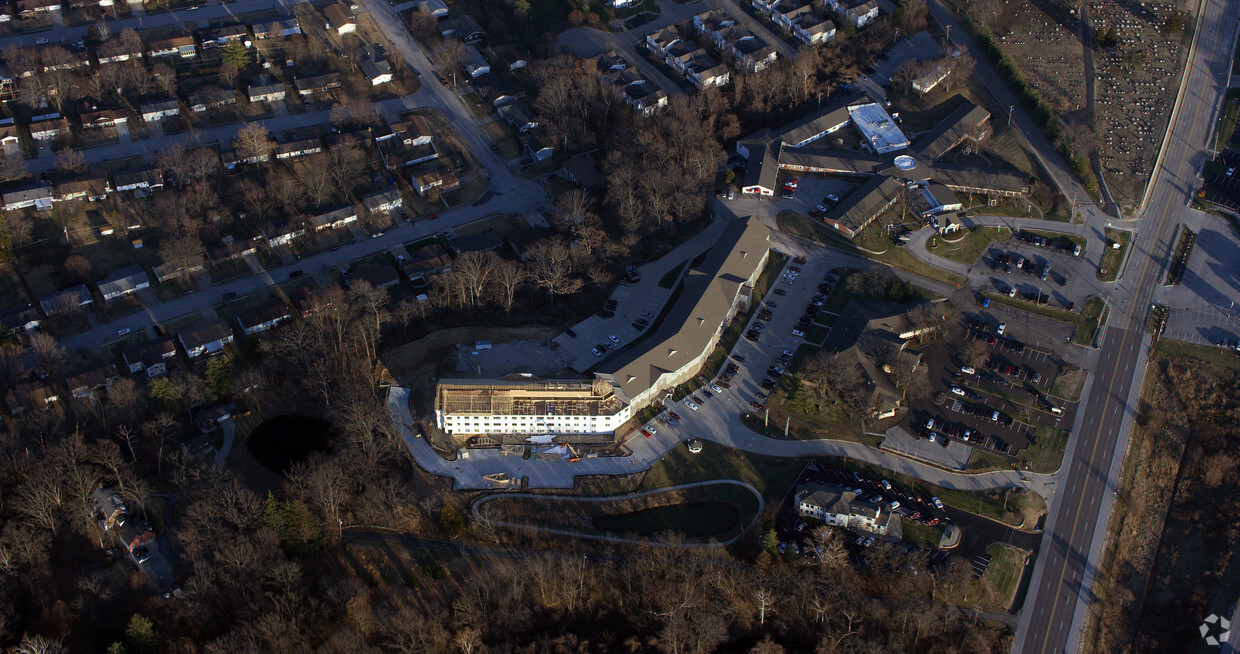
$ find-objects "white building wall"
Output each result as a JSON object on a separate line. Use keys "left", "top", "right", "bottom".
{"left": 436, "top": 404, "right": 632, "bottom": 436}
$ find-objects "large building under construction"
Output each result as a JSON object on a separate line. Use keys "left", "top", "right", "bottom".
{"left": 432, "top": 217, "right": 771, "bottom": 443}
{"left": 434, "top": 378, "right": 629, "bottom": 440}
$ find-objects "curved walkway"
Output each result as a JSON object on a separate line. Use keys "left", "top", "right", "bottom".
{"left": 469, "top": 480, "right": 764, "bottom": 546}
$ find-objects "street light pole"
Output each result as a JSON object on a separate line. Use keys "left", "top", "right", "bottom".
{"left": 1007, "top": 105, "right": 1015, "bottom": 126}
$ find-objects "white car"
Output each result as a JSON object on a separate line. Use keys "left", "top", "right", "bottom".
{"left": 996, "top": 323, "right": 1006, "bottom": 335}
{"left": 591, "top": 347, "right": 604, "bottom": 356}
{"left": 608, "top": 334, "right": 620, "bottom": 343}
{"left": 863, "top": 537, "right": 875, "bottom": 547}
{"left": 116, "top": 327, "right": 131, "bottom": 336}
{"left": 960, "top": 366, "right": 975, "bottom": 375}
{"left": 792, "top": 329, "right": 805, "bottom": 337}
{"left": 710, "top": 384, "right": 723, "bottom": 393}
{"left": 683, "top": 399, "right": 699, "bottom": 410}
{"left": 950, "top": 386, "right": 965, "bottom": 396}
{"left": 645, "top": 424, "right": 658, "bottom": 435}
{"left": 889, "top": 500, "right": 900, "bottom": 510}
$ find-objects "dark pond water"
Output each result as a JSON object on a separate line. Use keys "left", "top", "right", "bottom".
{"left": 247, "top": 415, "right": 332, "bottom": 473}
{"left": 592, "top": 502, "right": 740, "bottom": 539}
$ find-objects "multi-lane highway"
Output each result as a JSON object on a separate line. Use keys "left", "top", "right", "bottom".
{"left": 1013, "top": 0, "right": 1240, "bottom": 651}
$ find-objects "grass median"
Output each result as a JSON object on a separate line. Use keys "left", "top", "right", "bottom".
{"left": 1097, "top": 229, "right": 1130, "bottom": 282}
{"left": 925, "top": 226, "right": 1011, "bottom": 265}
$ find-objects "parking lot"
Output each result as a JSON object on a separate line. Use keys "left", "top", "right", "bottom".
{"left": 1202, "top": 149, "right": 1240, "bottom": 211}
{"left": 777, "top": 173, "right": 860, "bottom": 221}
{"left": 980, "top": 232, "right": 1086, "bottom": 312}
{"left": 1155, "top": 215, "right": 1240, "bottom": 348}
{"left": 893, "top": 316, "right": 1074, "bottom": 468}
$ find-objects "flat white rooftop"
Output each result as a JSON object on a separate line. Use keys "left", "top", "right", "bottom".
{"left": 848, "top": 103, "right": 910, "bottom": 154}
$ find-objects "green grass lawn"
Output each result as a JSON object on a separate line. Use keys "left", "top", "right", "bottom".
{"left": 976, "top": 423, "right": 1071, "bottom": 475}
{"left": 1215, "top": 88, "right": 1240, "bottom": 152}
{"left": 775, "top": 211, "right": 965, "bottom": 288}
{"left": 1097, "top": 229, "right": 1130, "bottom": 282}
{"left": 1050, "top": 365, "right": 1087, "bottom": 402}
{"left": 981, "top": 543, "right": 1029, "bottom": 612}
{"left": 924, "top": 226, "right": 1011, "bottom": 265}
{"left": 900, "top": 518, "right": 944, "bottom": 549}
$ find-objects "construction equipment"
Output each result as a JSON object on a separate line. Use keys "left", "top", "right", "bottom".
{"left": 566, "top": 443, "right": 581, "bottom": 463}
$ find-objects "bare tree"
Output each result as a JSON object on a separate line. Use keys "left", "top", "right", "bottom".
{"left": 234, "top": 122, "right": 274, "bottom": 163}
{"left": 492, "top": 258, "right": 527, "bottom": 313}
{"left": 157, "top": 233, "right": 206, "bottom": 280}
{"left": 298, "top": 153, "right": 335, "bottom": 206}
{"left": 54, "top": 147, "right": 86, "bottom": 176}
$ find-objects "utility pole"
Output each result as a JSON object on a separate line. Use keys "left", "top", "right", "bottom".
{"left": 945, "top": 25, "right": 951, "bottom": 45}
{"left": 1007, "top": 105, "right": 1015, "bottom": 126}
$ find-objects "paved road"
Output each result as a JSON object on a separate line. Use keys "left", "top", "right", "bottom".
{"left": 1013, "top": 0, "right": 1240, "bottom": 651}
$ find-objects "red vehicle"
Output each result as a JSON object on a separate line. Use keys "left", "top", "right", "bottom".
{"left": 750, "top": 401, "right": 765, "bottom": 410}
{"left": 640, "top": 428, "right": 653, "bottom": 438}
{"left": 428, "top": 213, "right": 439, "bottom": 220}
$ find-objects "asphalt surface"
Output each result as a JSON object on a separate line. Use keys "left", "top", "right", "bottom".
{"left": 1011, "top": 0, "right": 1240, "bottom": 651}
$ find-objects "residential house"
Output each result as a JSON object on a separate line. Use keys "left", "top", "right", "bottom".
{"left": 0, "top": 122, "right": 20, "bottom": 150}
{"left": 91, "top": 487, "right": 129, "bottom": 535}
{"left": 152, "top": 259, "right": 203, "bottom": 282}
{"left": 769, "top": 0, "right": 834, "bottom": 45}
{"left": 822, "top": 0, "right": 879, "bottom": 27}
{"left": 645, "top": 27, "right": 683, "bottom": 59}
{"left": 122, "top": 337, "right": 178, "bottom": 377}
{"left": 201, "top": 23, "right": 250, "bottom": 49}
{"left": 98, "top": 264, "right": 150, "bottom": 301}
{"left": 461, "top": 45, "right": 490, "bottom": 78}
{"left": 796, "top": 483, "right": 896, "bottom": 535}
{"left": 388, "top": 115, "right": 433, "bottom": 146}
{"left": 116, "top": 520, "right": 155, "bottom": 555}
{"left": 323, "top": 3, "right": 356, "bottom": 34}
{"left": 473, "top": 73, "right": 520, "bottom": 106}
{"left": 196, "top": 403, "right": 234, "bottom": 432}
{"left": 560, "top": 155, "right": 604, "bottom": 189}
{"left": 112, "top": 168, "right": 164, "bottom": 193}
{"left": 206, "top": 237, "right": 257, "bottom": 264}
{"left": 178, "top": 319, "right": 234, "bottom": 358}
{"left": 28, "top": 117, "right": 69, "bottom": 141}
{"left": 247, "top": 75, "right": 286, "bottom": 103}
{"left": 912, "top": 62, "right": 953, "bottom": 94}
{"left": 16, "top": 0, "right": 60, "bottom": 19}
{"left": 402, "top": 243, "right": 452, "bottom": 281}
{"left": 309, "top": 205, "right": 358, "bottom": 231}
{"left": 273, "top": 138, "right": 322, "bottom": 160}
{"left": 0, "top": 305, "right": 41, "bottom": 333}
{"left": 680, "top": 52, "right": 730, "bottom": 89}
{"left": 414, "top": 0, "right": 448, "bottom": 17}
{"left": 53, "top": 173, "right": 108, "bottom": 202}
{"left": 295, "top": 72, "right": 343, "bottom": 96}
{"left": 412, "top": 169, "right": 460, "bottom": 197}
{"left": 38, "top": 285, "right": 92, "bottom": 314}
{"left": 263, "top": 221, "right": 305, "bottom": 247}
{"left": 362, "top": 187, "right": 402, "bottom": 214}
{"left": 520, "top": 128, "right": 553, "bottom": 161}
{"left": 7, "top": 381, "right": 59, "bottom": 413}
{"left": 222, "top": 148, "right": 266, "bottom": 168}
{"left": 608, "top": 0, "right": 638, "bottom": 6}
{"left": 65, "top": 364, "right": 119, "bottom": 401}
{"left": 491, "top": 45, "right": 527, "bottom": 70}
{"left": 594, "top": 50, "right": 629, "bottom": 73}
{"left": 95, "top": 36, "right": 142, "bottom": 64}
{"left": 440, "top": 15, "right": 484, "bottom": 43}
{"left": 291, "top": 286, "right": 332, "bottom": 317}
{"left": 3, "top": 185, "right": 53, "bottom": 211}
{"left": 351, "top": 265, "right": 401, "bottom": 290}
{"left": 79, "top": 107, "right": 127, "bottom": 130}
{"left": 236, "top": 300, "right": 292, "bottom": 335}
{"left": 148, "top": 34, "right": 197, "bottom": 59}
{"left": 498, "top": 102, "right": 537, "bottom": 133}
{"left": 612, "top": 70, "right": 666, "bottom": 117}
{"left": 140, "top": 99, "right": 180, "bottom": 122}
{"left": 716, "top": 27, "right": 778, "bottom": 73}
{"left": 251, "top": 16, "right": 302, "bottom": 39}
{"left": 0, "top": 6, "right": 12, "bottom": 21}
{"left": 360, "top": 59, "right": 393, "bottom": 85}
{"left": 187, "top": 86, "right": 236, "bottom": 113}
